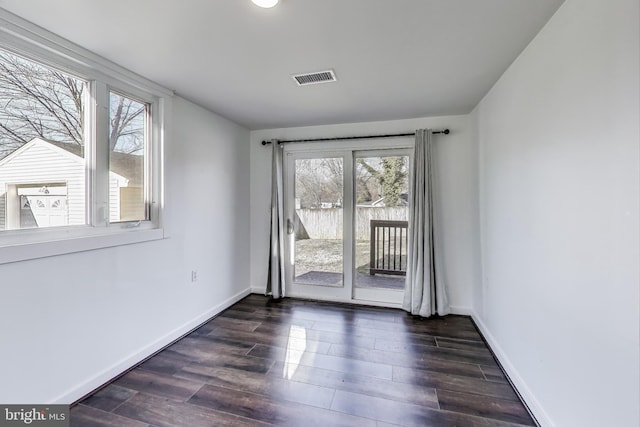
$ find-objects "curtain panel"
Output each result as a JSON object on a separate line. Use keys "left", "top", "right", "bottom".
{"left": 403, "top": 129, "right": 450, "bottom": 317}
{"left": 266, "top": 141, "right": 286, "bottom": 299}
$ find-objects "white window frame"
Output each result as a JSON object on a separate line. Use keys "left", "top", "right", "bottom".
{"left": 0, "top": 9, "right": 171, "bottom": 264}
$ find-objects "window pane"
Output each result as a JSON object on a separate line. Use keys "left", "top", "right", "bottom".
{"left": 293, "top": 157, "right": 344, "bottom": 287}
{"left": 0, "top": 49, "right": 86, "bottom": 231}
{"left": 354, "top": 155, "right": 409, "bottom": 290}
{"left": 109, "top": 92, "right": 148, "bottom": 222}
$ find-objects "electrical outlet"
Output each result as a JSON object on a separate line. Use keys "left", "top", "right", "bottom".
{"left": 191, "top": 270, "right": 198, "bottom": 282}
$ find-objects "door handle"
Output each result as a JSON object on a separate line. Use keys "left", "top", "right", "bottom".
{"left": 287, "top": 218, "right": 294, "bottom": 235}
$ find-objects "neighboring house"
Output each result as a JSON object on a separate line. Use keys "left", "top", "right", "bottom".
{"left": 358, "top": 193, "right": 409, "bottom": 207}
{"left": 0, "top": 137, "right": 141, "bottom": 230}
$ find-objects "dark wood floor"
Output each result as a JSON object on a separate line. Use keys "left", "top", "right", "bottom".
{"left": 71, "top": 295, "right": 536, "bottom": 427}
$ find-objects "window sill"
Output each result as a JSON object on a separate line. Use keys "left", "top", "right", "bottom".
{"left": 0, "top": 227, "right": 166, "bottom": 265}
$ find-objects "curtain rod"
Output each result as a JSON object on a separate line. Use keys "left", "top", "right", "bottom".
{"left": 261, "top": 129, "right": 450, "bottom": 145}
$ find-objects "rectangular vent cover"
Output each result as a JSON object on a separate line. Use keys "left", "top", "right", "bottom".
{"left": 292, "top": 69, "right": 337, "bottom": 86}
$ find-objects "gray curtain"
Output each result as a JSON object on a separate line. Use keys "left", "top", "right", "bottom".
{"left": 266, "top": 141, "right": 286, "bottom": 299}
{"left": 403, "top": 129, "right": 450, "bottom": 317}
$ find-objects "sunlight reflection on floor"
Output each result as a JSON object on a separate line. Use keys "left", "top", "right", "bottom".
{"left": 283, "top": 325, "right": 307, "bottom": 379}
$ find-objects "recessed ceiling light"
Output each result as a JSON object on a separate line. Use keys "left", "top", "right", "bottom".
{"left": 252, "top": 0, "right": 279, "bottom": 8}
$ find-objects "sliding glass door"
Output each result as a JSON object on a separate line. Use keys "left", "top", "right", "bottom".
{"left": 284, "top": 144, "right": 411, "bottom": 306}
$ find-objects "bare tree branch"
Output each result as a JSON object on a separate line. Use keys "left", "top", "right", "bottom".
{"left": 0, "top": 50, "right": 145, "bottom": 159}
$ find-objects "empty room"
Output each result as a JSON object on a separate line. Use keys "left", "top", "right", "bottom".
{"left": 0, "top": 1, "right": 637, "bottom": 426}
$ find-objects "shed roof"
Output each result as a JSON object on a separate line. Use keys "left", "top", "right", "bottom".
{"left": 34, "top": 139, "right": 143, "bottom": 186}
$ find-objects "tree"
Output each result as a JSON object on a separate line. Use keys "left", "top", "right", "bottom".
{"left": 357, "top": 157, "right": 407, "bottom": 206}
{"left": 0, "top": 51, "right": 83, "bottom": 157}
{"left": 355, "top": 160, "right": 378, "bottom": 203}
{"left": 294, "top": 157, "right": 408, "bottom": 208}
{"left": 0, "top": 50, "right": 144, "bottom": 159}
{"left": 109, "top": 93, "right": 146, "bottom": 154}
{"left": 295, "top": 158, "right": 343, "bottom": 208}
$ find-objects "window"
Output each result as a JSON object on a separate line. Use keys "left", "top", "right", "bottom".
{"left": 0, "top": 10, "right": 168, "bottom": 263}
{"left": 0, "top": 50, "right": 87, "bottom": 231}
{"left": 109, "top": 91, "right": 149, "bottom": 223}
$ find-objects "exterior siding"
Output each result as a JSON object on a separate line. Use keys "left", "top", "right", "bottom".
{"left": 119, "top": 186, "right": 144, "bottom": 221}
{"left": 0, "top": 193, "right": 5, "bottom": 229}
{"left": 109, "top": 176, "right": 122, "bottom": 222}
{"left": 0, "top": 138, "right": 137, "bottom": 230}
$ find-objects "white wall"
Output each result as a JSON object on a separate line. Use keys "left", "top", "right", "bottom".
{"left": 250, "top": 115, "right": 481, "bottom": 313}
{"left": 473, "top": 0, "right": 639, "bottom": 426}
{"left": 0, "top": 96, "right": 251, "bottom": 403}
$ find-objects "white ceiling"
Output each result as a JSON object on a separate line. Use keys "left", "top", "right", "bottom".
{"left": 0, "top": 0, "right": 564, "bottom": 130}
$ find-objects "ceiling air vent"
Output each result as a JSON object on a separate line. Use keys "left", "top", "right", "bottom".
{"left": 292, "top": 69, "right": 337, "bottom": 86}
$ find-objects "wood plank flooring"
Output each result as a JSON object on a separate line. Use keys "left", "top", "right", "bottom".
{"left": 71, "top": 295, "right": 536, "bottom": 427}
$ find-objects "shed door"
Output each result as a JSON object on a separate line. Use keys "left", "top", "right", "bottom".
{"left": 18, "top": 185, "right": 69, "bottom": 228}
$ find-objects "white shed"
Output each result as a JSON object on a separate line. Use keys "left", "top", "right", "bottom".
{"left": 0, "top": 138, "right": 132, "bottom": 230}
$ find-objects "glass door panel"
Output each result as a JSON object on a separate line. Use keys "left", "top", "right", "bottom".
{"left": 293, "top": 157, "right": 344, "bottom": 287}
{"left": 353, "top": 153, "right": 410, "bottom": 304}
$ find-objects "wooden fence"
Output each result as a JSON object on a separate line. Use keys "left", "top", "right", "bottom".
{"left": 296, "top": 207, "right": 408, "bottom": 241}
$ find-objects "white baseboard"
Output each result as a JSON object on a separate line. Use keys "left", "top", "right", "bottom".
{"left": 471, "top": 311, "right": 553, "bottom": 427}
{"left": 250, "top": 286, "right": 266, "bottom": 295}
{"left": 449, "top": 305, "right": 473, "bottom": 316}
{"left": 276, "top": 290, "right": 404, "bottom": 309}
{"left": 251, "top": 289, "right": 473, "bottom": 315}
{"left": 54, "top": 287, "right": 251, "bottom": 404}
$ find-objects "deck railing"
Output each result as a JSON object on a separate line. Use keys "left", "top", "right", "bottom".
{"left": 369, "top": 219, "right": 408, "bottom": 276}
